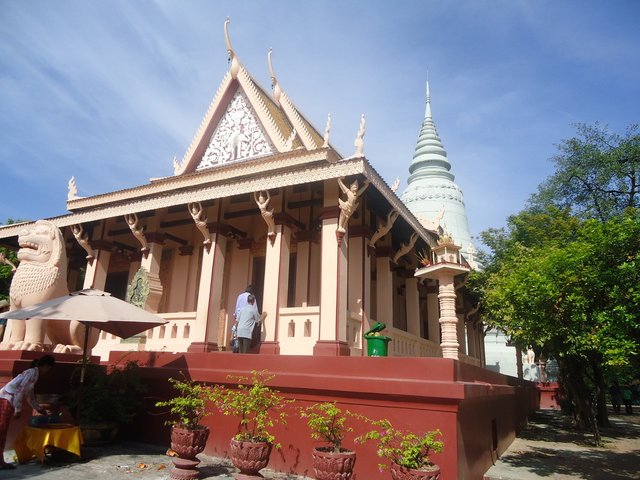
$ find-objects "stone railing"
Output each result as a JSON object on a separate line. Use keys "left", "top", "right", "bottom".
{"left": 278, "top": 306, "right": 320, "bottom": 355}
{"left": 387, "top": 327, "right": 442, "bottom": 358}
{"left": 92, "top": 311, "right": 196, "bottom": 361}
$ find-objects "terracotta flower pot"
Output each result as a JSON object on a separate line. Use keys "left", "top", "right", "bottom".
{"left": 229, "top": 438, "right": 272, "bottom": 476}
{"left": 171, "top": 425, "right": 210, "bottom": 459}
{"left": 390, "top": 462, "right": 441, "bottom": 480}
{"left": 169, "top": 425, "right": 210, "bottom": 480}
{"left": 312, "top": 447, "right": 357, "bottom": 480}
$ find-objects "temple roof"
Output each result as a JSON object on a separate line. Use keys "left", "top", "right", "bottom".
{"left": 173, "top": 19, "right": 327, "bottom": 176}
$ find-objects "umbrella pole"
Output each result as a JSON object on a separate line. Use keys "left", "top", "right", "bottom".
{"left": 80, "top": 324, "right": 91, "bottom": 385}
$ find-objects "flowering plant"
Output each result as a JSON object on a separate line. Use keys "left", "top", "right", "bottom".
{"left": 300, "top": 402, "right": 358, "bottom": 453}
{"left": 210, "top": 370, "right": 293, "bottom": 447}
{"left": 356, "top": 418, "right": 443, "bottom": 470}
{"left": 155, "top": 373, "right": 213, "bottom": 429}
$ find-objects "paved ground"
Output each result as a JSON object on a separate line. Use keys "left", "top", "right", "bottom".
{"left": 484, "top": 408, "right": 640, "bottom": 480}
{"left": 2, "top": 442, "right": 311, "bottom": 480}
{"left": 3, "top": 408, "right": 639, "bottom": 479}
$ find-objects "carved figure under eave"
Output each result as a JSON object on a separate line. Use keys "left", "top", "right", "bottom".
{"left": 337, "top": 177, "right": 370, "bottom": 233}
{"left": 254, "top": 190, "right": 275, "bottom": 238}
{"left": 392, "top": 232, "right": 419, "bottom": 264}
{"left": 368, "top": 210, "right": 399, "bottom": 247}
{"left": 0, "top": 220, "right": 98, "bottom": 353}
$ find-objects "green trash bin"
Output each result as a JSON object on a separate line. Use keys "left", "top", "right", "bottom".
{"left": 364, "top": 322, "right": 392, "bottom": 357}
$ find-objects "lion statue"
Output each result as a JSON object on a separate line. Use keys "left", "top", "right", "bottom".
{"left": 0, "top": 220, "right": 97, "bottom": 353}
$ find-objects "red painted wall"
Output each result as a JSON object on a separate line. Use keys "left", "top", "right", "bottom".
{"left": 0, "top": 350, "right": 538, "bottom": 478}
{"left": 112, "top": 351, "right": 538, "bottom": 479}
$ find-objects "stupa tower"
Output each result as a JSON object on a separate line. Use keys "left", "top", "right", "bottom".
{"left": 401, "top": 81, "right": 474, "bottom": 257}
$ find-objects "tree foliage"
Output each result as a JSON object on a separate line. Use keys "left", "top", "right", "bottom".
{"left": 473, "top": 206, "right": 640, "bottom": 441}
{"left": 530, "top": 123, "right": 640, "bottom": 221}
{"left": 0, "top": 218, "right": 24, "bottom": 302}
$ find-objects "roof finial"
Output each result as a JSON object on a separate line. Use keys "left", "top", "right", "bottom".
{"left": 224, "top": 17, "right": 234, "bottom": 59}
{"left": 268, "top": 48, "right": 282, "bottom": 106}
{"left": 322, "top": 113, "right": 331, "bottom": 148}
{"left": 224, "top": 17, "right": 239, "bottom": 79}
{"left": 425, "top": 77, "right": 432, "bottom": 119}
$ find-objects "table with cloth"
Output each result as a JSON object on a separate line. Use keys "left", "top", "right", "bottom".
{"left": 14, "top": 425, "right": 83, "bottom": 463}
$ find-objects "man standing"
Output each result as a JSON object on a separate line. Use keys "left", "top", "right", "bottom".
{"left": 234, "top": 285, "right": 257, "bottom": 319}
{"left": 235, "top": 294, "right": 260, "bottom": 354}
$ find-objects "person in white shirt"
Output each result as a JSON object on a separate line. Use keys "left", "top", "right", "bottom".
{"left": 0, "top": 355, "right": 55, "bottom": 469}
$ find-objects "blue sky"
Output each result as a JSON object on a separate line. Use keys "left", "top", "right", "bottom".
{"left": 1, "top": 0, "right": 638, "bottom": 247}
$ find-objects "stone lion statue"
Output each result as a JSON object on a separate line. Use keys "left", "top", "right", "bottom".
{"left": 0, "top": 220, "right": 97, "bottom": 353}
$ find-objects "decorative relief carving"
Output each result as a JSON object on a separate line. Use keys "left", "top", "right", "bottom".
{"left": 188, "top": 202, "right": 211, "bottom": 248}
{"left": 390, "top": 176, "right": 400, "bottom": 193}
{"left": 322, "top": 113, "right": 331, "bottom": 148}
{"left": 69, "top": 148, "right": 332, "bottom": 211}
{"left": 368, "top": 210, "right": 399, "bottom": 247}
{"left": 417, "top": 204, "right": 446, "bottom": 231}
{"left": 70, "top": 224, "right": 94, "bottom": 262}
{"left": 393, "top": 232, "right": 419, "bottom": 264}
{"left": 337, "top": 177, "right": 369, "bottom": 234}
{"left": 10, "top": 159, "right": 366, "bottom": 238}
{"left": 353, "top": 114, "right": 366, "bottom": 158}
{"left": 402, "top": 183, "right": 464, "bottom": 204}
{"left": 124, "top": 213, "right": 149, "bottom": 255}
{"left": 67, "top": 176, "right": 81, "bottom": 201}
{"left": 285, "top": 128, "right": 297, "bottom": 151}
{"left": 254, "top": 190, "right": 276, "bottom": 242}
{"left": 198, "top": 90, "right": 273, "bottom": 170}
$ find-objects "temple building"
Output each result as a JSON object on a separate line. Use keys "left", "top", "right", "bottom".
{"left": 0, "top": 20, "right": 484, "bottom": 366}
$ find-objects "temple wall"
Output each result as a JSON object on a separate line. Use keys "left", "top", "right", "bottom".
{"left": 107, "top": 351, "right": 538, "bottom": 480}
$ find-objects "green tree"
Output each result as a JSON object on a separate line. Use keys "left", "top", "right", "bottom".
{"left": 530, "top": 123, "right": 640, "bottom": 221}
{"left": 0, "top": 218, "right": 25, "bottom": 302}
{"left": 473, "top": 208, "right": 640, "bottom": 442}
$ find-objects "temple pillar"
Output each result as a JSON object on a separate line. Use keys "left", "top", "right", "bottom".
{"left": 294, "top": 232, "right": 316, "bottom": 306}
{"left": 189, "top": 216, "right": 227, "bottom": 353}
{"left": 414, "top": 239, "right": 470, "bottom": 360}
{"left": 426, "top": 282, "right": 440, "bottom": 344}
{"left": 438, "top": 276, "right": 460, "bottom": 359}
{"left": 348, "top": 228, "right": 371, "bottom": 336}
{"left": 260, "top": 221, "right": 291, "bottom": 354}
{"left": 466, "top": 321, "right": 476, "bottom": 357}
{"left": 457, "top": 311, "right": 467, "bottom": 356}
{"left": 375, "top": 248, "right": 393, "bottom": 328}
{"left": 83, "top": 240, "right": 113, "bottom": 290}
{"left": 405, "top": 277, "right": 420, "bottom": 337}
{"left": 139, "top": 232, "right": 165, "bottom": 313}
{"left": 314, "top": 199, "right": 349, "bottom": 356}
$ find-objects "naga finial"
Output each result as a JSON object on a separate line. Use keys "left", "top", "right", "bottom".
{"left": 68, "top": 176, "right": 79, "bottom": 201}
{"left": 322, "top": 113, "right": 331, "bottom": 148}
{"left": 268, "top": 47, "right": 282, "bottom": 106}
{"left": 224, "top": 17, "right": 240, "bottom": 79}
{"left": 353, "top": 114, "right": 366, "bottom": 158}
{"left": 224, "top": 17, "right": 234, "bottom": 59}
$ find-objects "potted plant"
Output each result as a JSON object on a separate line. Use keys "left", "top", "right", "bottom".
{"left": 210, "top": 370, "right": 293, "bottom": 477}
{"left": 357, "top": 419, "right": 443, "bottom": 480}
{"left": 300, "top": 402, "right": 358, "bottom": 480}
{"left": 67, "top": 359, "right": 146, "bottom": 446}
{"left": 155, "top": 374, "right": 213, "bottom": 479}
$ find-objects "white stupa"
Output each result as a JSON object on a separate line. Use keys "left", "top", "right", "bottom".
{"left": 401, "top": 81, "right": 476, "bottom": 265}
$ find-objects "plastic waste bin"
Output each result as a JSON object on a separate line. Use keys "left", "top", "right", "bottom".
{"left": 364, "top": 322, "right": 392, "bottom": 357}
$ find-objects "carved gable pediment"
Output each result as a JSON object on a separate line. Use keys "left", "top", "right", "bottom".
{"left": 197, "top": 90, "right": 274, "bottom": 170}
